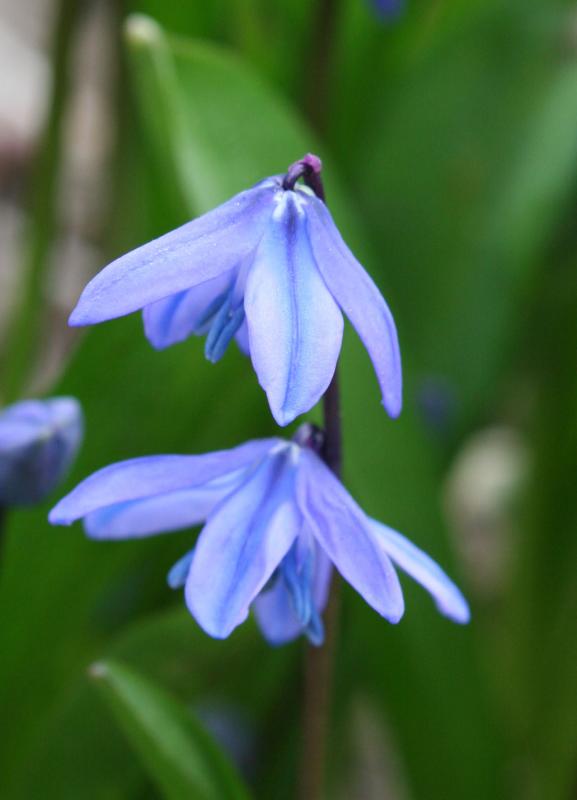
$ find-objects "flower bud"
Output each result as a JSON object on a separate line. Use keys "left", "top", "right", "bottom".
{"left": 0, "top": 397, "right": 83, "bottom": 507}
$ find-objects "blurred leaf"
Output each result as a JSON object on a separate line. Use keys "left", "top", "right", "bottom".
{"left": 91, "top": 659, "right": 251, "bottom": 800}
{"left": 350, "top": 2, "right": 577, "bottom": 427}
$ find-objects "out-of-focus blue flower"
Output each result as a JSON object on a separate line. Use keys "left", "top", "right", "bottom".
{"left": 0, "top": 397, "right": 83, "bottom": 507}
{"left": 68, "top": 155, "right": 402, "bottom": 426}
{"left": 49, "top": 426, "right": 469, "bottom": 645}
{"left": 370, "top": 0, "right": 404, "bottom": 21}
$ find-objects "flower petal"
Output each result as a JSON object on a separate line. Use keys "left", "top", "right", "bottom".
{"left": 185, "top": 445, "right": 300, "bottom": 638}
{"left": 234, "top": 319, "right": 250, "bottom": 355}
{"left": 83, "top": 475, "right": 245, "bottom": 539}
{"left": 252, "top": 574, "right": 303, "bottom": 645}
{"left": 306, "top": 197, "right": 402, "bottom": 418}
{"left": 296, "top": 449, "right": 404, "bottom": 623}
{"left": 49, "top": 439, "right": 280, "bottom": 525}
{"left": 69, "top": 181, "right": 276, "bottom": 326}
{"left": 367, "top": 519, "right": 471, "bottom": 623}
{"left": 253, "top": 539, "right": 332, "bottom": 646}
{"left": 142, "top": 271, "right": 234, "bottom": 350}
{"left": 245, "top": 192, "right": 343, "bottom": 426}
{"left": 167, "top": 549, "right": 195, "bottom": 589}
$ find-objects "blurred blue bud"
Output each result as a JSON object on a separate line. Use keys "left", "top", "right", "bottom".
{"left": 370, "top": 0, "right": 405, "bottom": 21}
{"left": 0, "top": 397, "right": 84, "bottom": 507}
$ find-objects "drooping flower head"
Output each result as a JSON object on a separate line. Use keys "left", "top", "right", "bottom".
{"left": 49, "top": 424, "right": 469, "bottom": 646}
{"left": 68, "top": 155, "right": 402, "bottom": 426}
{"left": 0, "top": 397, "right": 83, "bottom": 507}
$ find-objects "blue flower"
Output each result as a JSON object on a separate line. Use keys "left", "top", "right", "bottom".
{"left": 370, "top": 0, "right": 404, "bottom": 21}
{"left": 49, "top": 426, "right": 469, "bottom": 644}
{"left": 68, "top": 155, "right": 402, "bottom": 426}
{"left": 0, "top": 397, "right": 83, "bottom": 507}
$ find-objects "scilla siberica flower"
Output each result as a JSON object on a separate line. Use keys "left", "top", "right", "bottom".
{"left": 49, "top": 425, "right": 469, "bottom": 645}
{"left": 67, "top": 155, "right": 401, "bottom": 426}
{"left": 0, "top": 397, "right": 83, "bottom": 507}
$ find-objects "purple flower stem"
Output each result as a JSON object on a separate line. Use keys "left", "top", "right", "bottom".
{"left": 304, "top": 0, "right": 341, "bottom": 132}
{"left": 293, "top": 154, "right": 342, "bottom": 799}
{"left": 299, "top": 370, "right": 343, "bottom": 800}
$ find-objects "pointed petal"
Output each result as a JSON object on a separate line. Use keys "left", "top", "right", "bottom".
{"left": 83, "top": 476, "right": 245, "bottom": 539}
{"left": 185, "top": 446, "right": 300, "bottom": 638}
{"left": 245, "top": 193, "right": 343, "bottom": 426}
{"left": 306, "top": 197, "right": 402, "bottom": 418}
{"left": 143, "top": 271, "right": 233, "bottom": 350}
{"left": 296, "top": 450, "right": 404, "bottom": 623}
{"left": 167, "top": 549, "right": 195, "bottom": 589}
{"left": 368, "top": 519, "right": 470, "bottom": 623}
{"left": 234, "top": 319, "right": 250, "bottom": 355}
{"left": 69, "top": 181, "right": 276, "bottom": 325}
{"left": 49, "top": 439, "right": 280, "bottom": 525}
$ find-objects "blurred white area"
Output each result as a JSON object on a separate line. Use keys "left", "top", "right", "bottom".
{"left": 0, "top": 0, "right": 117, "bottom": 392}
{"left": 444, "top": 426, "right": 530, "bottom": 599}
{"left": 344, "top": 695, "right": 409, "bottom": 800}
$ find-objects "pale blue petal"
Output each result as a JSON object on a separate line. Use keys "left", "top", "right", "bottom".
{"left": 83, "top": 474, "right": 245, "bottom": 539}
{"left": 167, "top": 549, "right": 195, "bottom": 589}
{"left": 49, "top": 438, "right": 280, "bottom": 525}
{"left": 253, "top": 574, "right": 303, "bottom": 645}
{"left": 296, "top": 449, "right": 404, "bottom": 623}
{"left": 253, "top": 538, "right": 332, "bottom": 646}
{"left": 143, "top": 271, "right": 234, "bottom": 350}
{"left": 367, "top": 519, "right": 471, "bottom": 623}
{"left": 306, "top": 196, "right": 402, "bottom": 418}
{"left": 234, "top": 319, "right": 250, "bottom": 355}
{"left": 245, "top": 192, "right": 343, "bottom": 426}
{"left": 69, "top": 180, "right": 276, "bottom": 326}
{"left": 185, "top": 445, "right": 300, "bottom": 638}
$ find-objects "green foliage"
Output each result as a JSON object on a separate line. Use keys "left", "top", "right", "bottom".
{"left": 91, "top": 659, "right": 250, "bottom": 800}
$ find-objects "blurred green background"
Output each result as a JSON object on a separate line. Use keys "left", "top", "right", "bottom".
{"left": 1, "top": 0, "right": 577, "bottom": 797}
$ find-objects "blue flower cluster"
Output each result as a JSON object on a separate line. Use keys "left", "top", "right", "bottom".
{"left": 50, "top": 155, "right": 469, "bottom": 646}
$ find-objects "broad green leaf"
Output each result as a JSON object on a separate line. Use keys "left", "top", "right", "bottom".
{"left": 91, "top": 659, "right": 250, "bottom": 800}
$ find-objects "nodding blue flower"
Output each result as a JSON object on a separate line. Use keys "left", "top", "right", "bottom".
{"left": 0, "top": 397, "right": 83, "bottom": 507}
{"left": 68, "top": 155, "right": 402, "bottom": 426}
{"left": 49, "top": 425, "right": 469, "bottom": 645}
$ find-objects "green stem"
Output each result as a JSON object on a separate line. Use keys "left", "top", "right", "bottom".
{"left": 1, "top": 0, "right": 82, "bottom": 402}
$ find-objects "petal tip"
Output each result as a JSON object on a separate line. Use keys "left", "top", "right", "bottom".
{"left": 446, "top": 597, "right": 471, "bottom": 625}
{"left": 383, "top": 391, "right": 403, "bottom": 419}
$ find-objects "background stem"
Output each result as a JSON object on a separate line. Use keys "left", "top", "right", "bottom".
{"left": 1, "top": 0, "right": 82, "bottom": 402}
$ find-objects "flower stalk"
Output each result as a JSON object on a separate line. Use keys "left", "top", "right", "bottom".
{"left": 299, "top": 370, "right": 343, "bottom": 800}
{"left": 295, "top": 160, "right": 340, "bottom": 800}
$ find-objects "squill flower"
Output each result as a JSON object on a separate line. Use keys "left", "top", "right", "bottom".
{"left": 68, "top": 155, "right": 401, "bottom": 426}
{"left": 0, "top": 397, "right": 83, "bottom": 507}
{"left": 49, "top": 426, "right": 469, "bottom": 644}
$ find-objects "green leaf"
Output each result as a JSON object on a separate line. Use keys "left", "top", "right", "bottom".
{"left": 91, "top": 659, "right": 251, "bottom": 800}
